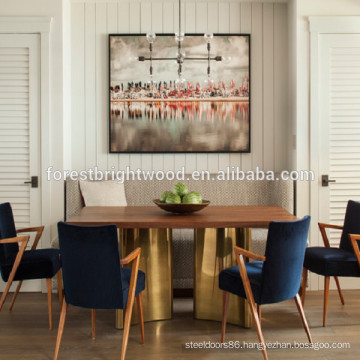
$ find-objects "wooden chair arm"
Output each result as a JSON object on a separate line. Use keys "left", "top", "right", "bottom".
{"left": 349, "top": 234, "right": 360, "bottom": 268}
{"left": 0, "top": 236, "right": 29, "bottom": 245}
{"left": 234, "top": 246, "right": 266, "bottom": 262}
{"left": 16, "top": 226, "right": 44, "bottom": 250}
{"left": 318, "top": 223, "right": 342, "bottom": 248}
{"left": 318, "top": 223, "right": 343, "bottom": 231}
{"left": 17, "top": 226, "right": 44, "bottom": 233}
{"left": 120, "top": 248, "right": 141, "bottom": 265}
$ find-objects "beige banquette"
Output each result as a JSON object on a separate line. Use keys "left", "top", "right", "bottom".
{"left": 57, "top": 176, "right": 294, "bottom": 290}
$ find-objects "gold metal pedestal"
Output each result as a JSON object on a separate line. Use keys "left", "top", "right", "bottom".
{"left": 194, "top": 228, "right": 252, "bottom": 328}
{"left": 116, "top": 228, "right": 173, "bottom": 329}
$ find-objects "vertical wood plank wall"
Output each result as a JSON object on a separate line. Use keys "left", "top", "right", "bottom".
{"left": 71, "top": 0, "right": 288, "bottom": 173}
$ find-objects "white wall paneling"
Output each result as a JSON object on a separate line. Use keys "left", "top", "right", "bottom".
{"left": 70, "top": 0, "right": 289, "bottom": 174}
{"left": 71, "top": 3, "right": 85, "bottom": 171}
{"left": 96, "top": 2, "right": 108, "bottom": 172}
{"left": 262, "top": 3, "right": 274, "bottom": 171}
{"left": 84, "top": 4, "right": 97, "bottom": 169}
{"left": 274, "top": 3, "right": 288, "bottom": 172}
{"left": 251, "top": 2, "right": 263, "bottom": 171}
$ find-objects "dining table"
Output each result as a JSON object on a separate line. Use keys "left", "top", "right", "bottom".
{"left": 67, "top": 205, "right": 297, "bottom": 329}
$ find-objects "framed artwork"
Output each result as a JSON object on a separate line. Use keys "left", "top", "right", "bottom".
{"left": 109, "top": 34, "right": 250, "bottom": 153}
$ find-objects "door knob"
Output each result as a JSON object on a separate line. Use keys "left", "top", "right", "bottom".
{"left": 24, "top": 176, "right": 38, "bottom": 188}
{"left": 321, "top": 175, "right": 336, "bottom": 187}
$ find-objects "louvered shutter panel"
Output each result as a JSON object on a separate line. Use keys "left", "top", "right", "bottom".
{"left": 329, "top": 46, "right": 360, "bottom": 244}
{"left": 0, "top": 47, "right": 30, "bottom": 228}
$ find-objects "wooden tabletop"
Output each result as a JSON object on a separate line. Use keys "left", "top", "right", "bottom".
{"left": 66, "top": 206, "right": 297, "bottom": 229}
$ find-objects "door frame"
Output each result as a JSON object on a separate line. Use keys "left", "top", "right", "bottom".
{"left": 0, "top": 17, "right": 52, "bottom": 251}
{"left": 309, "top": 16, "right": 360, "bottom": 289}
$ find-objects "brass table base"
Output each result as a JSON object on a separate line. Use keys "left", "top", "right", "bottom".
{"left": 116, "top": 228, "right": 173, "bottom": 329}
{"left": 194, "top": 228, "right": 252, "bottom": 328}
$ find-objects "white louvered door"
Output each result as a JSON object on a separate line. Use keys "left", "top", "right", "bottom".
{"left": 0, "top": 34, "right": 41, "bottom": 291}
{"left": 319, "top": 34, "right": 360, "bottom": 289}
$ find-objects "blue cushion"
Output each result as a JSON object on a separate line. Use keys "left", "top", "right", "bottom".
{"left": 0, "top": 248, "right": 61, "bottom": 282}
{"left": 219, "top": 261, "right": 264, "bottom": 304}
{"left": 121, "top": 268, "right": 146, "bottom": 307}
{"left": 304, "top": 247, "right": 360, "bottom": 277}
{"left": 0, "top": 202, "right": 19, "bottom": 263}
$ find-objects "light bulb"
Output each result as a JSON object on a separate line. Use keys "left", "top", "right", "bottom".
{"left": 204, "top": 33, "right": 214, "bottom": 43}
{"left": 175, "top": 76, "right": 186, "bottom": 90}
{"left": 175, "top": 32, "right": 185, "bottom": 43}
{"left": 146, "top": 33, "right": 156, "bottom": 44}
{"left": 221, "top": 56, "right": 232, "bottom": 64}
{"left": 177, "top": 50, "right": 186, "bottom": 63}
{"left": 129, "top": 56, "right": 139, "bottom": 62}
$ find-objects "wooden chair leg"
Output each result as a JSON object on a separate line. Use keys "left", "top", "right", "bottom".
{"left": 294, "top": 294, "right": 313, "bottom": 343}
{"left": 136, "top": 293, "right": 145, "bottom": 344}
{"left": 0, "top": 240, "right": 27, "bottom": 312}
{"left": 301, "top": 267, "right": 307, "bottom": 307}
{"left": 334, "top": 276, "right": 345, "bottom": 305}
{"left": 120, "top": 248, "right": 140, "bottom": 360}
{"left": 121, "top": 295, "right": 136, "bottom": 360}
{"left": 8, "top": 280, "right": 23, "bottom": 311}
{"left": 46, "top": 278, "right": 53, "bottom": 330}
{"left": 247, "top": 290, "right": 267, "bottom": 360}
{"left": 323, "top": 276, "right": 330, "bottom": 327}
{"left": 221, "top": 291, "right": 230, "bottom": 343}
{"left": 53, "top": 300, "right": 68, "bottom": 360}
{"left": 0, "top": 280, "right": 12, "bottom": 312}
{"left": 235, "top": 253, "right": 268, "bottom": 360}
{"left": 257, "top": 304, "right": 261, "bottom": 326}
{"left": 57, "top": 270, "right": 63, "bottom": 308}
{"left": 91, "top": 309, "right": 96, "bottom": 340}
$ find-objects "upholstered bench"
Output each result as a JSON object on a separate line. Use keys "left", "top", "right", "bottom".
{"left": 58, "top": 176, "right": 294, "bottom": 292}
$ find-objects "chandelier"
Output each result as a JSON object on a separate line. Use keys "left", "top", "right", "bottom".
{"left": 136, "top": 0, "right": 229, "bottom": 91}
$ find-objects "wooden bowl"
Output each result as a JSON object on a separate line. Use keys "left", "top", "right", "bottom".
{"left": 153, "top": 199, "right": 210, "bottom": 214}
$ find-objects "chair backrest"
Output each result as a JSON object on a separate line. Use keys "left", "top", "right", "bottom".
{"left": 260, "top": 216, "right": 311, "bottom": 304}
{"left": 340, "top": 200, "right": 360, "bottom": 252}
{"left": 57, "top": 222, "right": 125, "bottom": 309}
{"left": 0, "top": 202, "right": 19, "bottom": 264}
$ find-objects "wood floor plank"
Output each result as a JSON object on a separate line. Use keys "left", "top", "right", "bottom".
{"left": 0, "top": 291, "right": 359, "bottom": 359}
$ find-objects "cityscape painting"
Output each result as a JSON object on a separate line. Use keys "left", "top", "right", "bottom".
{"left": 109, "top": 34, "right": 250, "bottom": 153}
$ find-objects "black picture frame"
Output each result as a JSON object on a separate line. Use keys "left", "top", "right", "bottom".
{"left": 109, "top": 33, "right": 251, "bottom": 153}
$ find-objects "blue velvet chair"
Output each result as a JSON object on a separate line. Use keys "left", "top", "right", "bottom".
{"left": 219, "top": 216, "right": 311, "bottom": 360}
{"left": 55, "top": 222, "right": 145, "bottom": 360}
{"left": 0, "top": 202, "right": 62, "bottom": 329}
{"left": 302, "top": 200, "right": 360, "bottom": 326}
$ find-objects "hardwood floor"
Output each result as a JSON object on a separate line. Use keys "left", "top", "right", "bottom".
{"left": 1, "top": 290, "right": 360, "bottom": 359}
